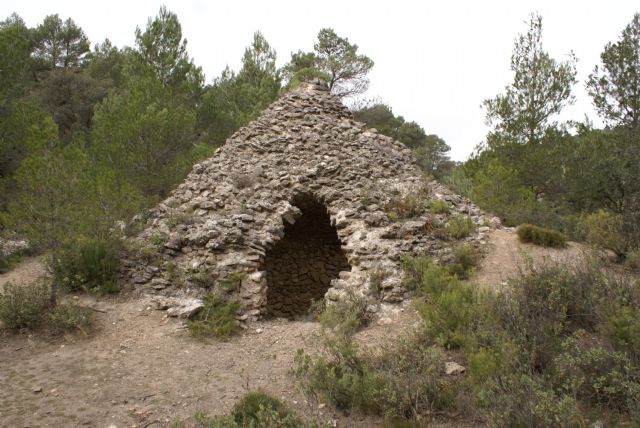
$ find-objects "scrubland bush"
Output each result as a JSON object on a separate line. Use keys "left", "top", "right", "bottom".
{"left": 579, "top": 210, "right": 628, "bottom": 259}
{"left": 191, "top": 390, "right": 319, "bottom": 428}
{"left": 385, "top": 190, "right": 425, "bottom": 220}
{"left": 53, "top": 236, "right": 123, "bottom": 294}
{"left": 0, "top": 281, "right": 50, "bottom": 330}
{"left": 516, "top": 223, "right": 567, "bottom": 247}
{"left": 47, "top": 303, "right": 92, "bottom": 335}
{"left": 428, "top": 199, "right": 450, "bottom": 214}
{"left": 625, "top": 249, "right": 640, "bottom": 271}
{"left": 187, "top": 293, "right": 240, "bottom": 340}
{"left": 445, "top": 215, "right": 475, "bottom": 239}
{"left": 0, "top": 281, "right": 92, "bottom": 334}
{"left": 448, "top": 244, "right": 480, "bottom": 279}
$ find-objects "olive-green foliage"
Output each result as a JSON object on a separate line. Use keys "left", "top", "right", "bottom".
{"left": 516, "top": 223, "right": 567, "bottom": 248}
{"left": 487, "top": 373, "right": 577, "bottom": 427}
{"left": 428, "top": 199, "right": 450, "bottom": 214}
{"left": 0, "top": 281, "right": 51, "bottom": 330}
{"left": 218, "top": 272, "right": 245, "bottom": 293}
{"left": 604, "top": 306, "right": 640, "bottom": 365}
{"left": 445, "top": 215, "right": 475, "bottom": 239}
{"left": 0, "top": 249, "right": 30, "bottom": 274}
{"left": 483, "top": 13, "right": 577, "bottom": 146}
{"left": 587, "top": 13, "right": 640, "bottom": 128}
{"left": 53, "top": 237, "right": 122, "bottom": 294}
{"left": 186, "top": 268, "right": 215, "bottom": 289}
{"left": 554, "top": 330, "right": 640, "bottom": 414}
{"left": 191, "top": 390, "right": 321, "bottom": 428}
{"left": 448, "top": 244, "right": 480, "bottom": 279}
{"left": 470, "top": 160, "right": 540, "bottom": 227}
{"left": 187, "top": 293, "right": 240, "bottom": 340}
{"left": 416, "top": 284, "right": 475, "bottom": 349}
{"left": 316, "top": 290, "right": 369, "bottom": 337}
{"left": 403, "top": 253, "right": 640, "bottom": 423}
{"left": 385, "top": 191, "right": 424, "bottom": 221}
{"left": 578, "top": 209, "right": 630, "bottom": 259}
{"left": 0, "top": 281, "right": 92, "bottom": 334}
{"left": 294, "top": 329, "right": 457, "bottom": 420}
{"left": 625, "top": 249, "right": 640, "bottom": 271}
{"left": 47, "top": 303, "right": 92, "bottom": 335}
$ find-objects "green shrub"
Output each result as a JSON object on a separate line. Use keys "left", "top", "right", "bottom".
{"left": 0, "top": 282, "right": 92, "bottom": 335}
{"left": 372, "top": 331, "right": 457, "bottom": 418}
{"left": 448, "top": 244, "right": 480, "bottom": 279}
{"left": 0, "top": 252, "right": 27, "bottom": 274}
{"left": 47, "top": 303, "right": 92, "bottom": 335}
{"left": 416, "top": 285, "right": 475, "bottom": 349}
{"left": 428, "top": 199, "right": 450, "bottom": 215}
{"left": 187, "top": 269, "right": 215, "bottom": 289}
{"left": 192, "top": 391, "right": 313, "bottom": 428}
{"left": 553, "top": 330, "right": 640, "bottom": 414}
{"left": 578, "top": 210, "right": 628, "bottom": 259}
{"left": 625, "top": 249, "right": 640, "bottom": 271}
{"left": 230, "top": 390, "right": 302, "bottom": 427}
{"left": 604, "top": 306, "right": 640, "bottom": 364}
{"left": 445, "top": 216, "right": 475, "bottom": 239}
{"left": 488, "top": 373, "right": 576, "bottom": 428}
{"left": 53, "top": 237, "right": 122, "bottom": 294}
{"left": 417, "top": 262, "right": 460, "bottom": 296}
{"left": 0, "top": 281, "right": 50, "bottom": 330}
{"left": 495, "top": 266, "right": 591, "bottom": 370}
{"left": 385, "top": 191, "right": 425, "bottom": 220}
{"left": 218, "top": 272, "right": 245, "bottom": 293}
{"left": 187, "top": 293, "right": 240, "bottom": 339}
{"left": 400, "top": 256, "right": 433, "bottom": 291}
{"left": 317, "top": 290, "right": 370, "bottom": 338}
{"left": 294, "top": 329, "right": 460, "bottom": 421}
{"left": 516, "top": 224, "right": 567, "bottom": 248}
{"left": 167, "top": 209, "right": 195, "bottom": 228}
{"left": 294, "top": 346, "right": 386, "bottom": 414}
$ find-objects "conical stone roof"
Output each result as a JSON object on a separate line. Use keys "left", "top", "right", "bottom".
{"left": 125, "top": 82, "right": 494, "bottom": 320}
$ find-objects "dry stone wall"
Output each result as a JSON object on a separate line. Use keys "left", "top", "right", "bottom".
{"left": 124, "top": 82, "right": 497, "bottom": 320}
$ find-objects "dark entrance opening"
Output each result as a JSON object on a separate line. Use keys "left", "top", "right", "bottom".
{"left": 264, "top": 194, "right": 351, "bottom": 319}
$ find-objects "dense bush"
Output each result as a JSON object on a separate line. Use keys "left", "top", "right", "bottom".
{"left": 445, "top": 216, "right": 475, "bottom": 239}
{"left": 53, "top": 237, "right": 123, "bottom": 294}
{"left": 187, "top": 293, "right": 240, "bottom": 339}
{"left": 401, "top": 255, "right": 640, "bottom": 424}
{"left": 0, "top": 281, "right": 92, "bottom": 334}
{"left": 385, "top": 189, "right": 426, "bottom": 221}
{"left": 316, "top": 290, "right": 370, "bottom": 337}
{"left": 578, "top": 210, "right": 629, "bottom": 259}
{"left": 0, "top": 281, "right": 50, "bottom": 330}
{"left": 47, "top": 303, "right": 92, "bottom": 335}
{"left": 428, "top": 199, "right": 450, "bottom": 214}
{"left": 516, "top": 223, "right": 567, "bottom": 248}
{"left": 190, "top": 390, "right": 319, "bottom": 428}
{"left": 447, "top": 244, "right": 480, "bottom": 279}
{"left": 553, "top": 330, "right": 640, "bottom": 414}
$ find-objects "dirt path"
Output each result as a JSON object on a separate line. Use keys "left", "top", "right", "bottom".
{"left": 0, "top": 256, "right": 47, "bottom": 291}
{"left": 0, "top": 228, "right": 588, "bottom": 428}
{"left": 473, "top": 228, "right": 588, "bottom": 291}
{"left": 0, "top": 263, "right": 411, "bottom": 428}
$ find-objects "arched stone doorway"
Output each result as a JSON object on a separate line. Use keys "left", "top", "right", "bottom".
{"left": 263, "top": 194, "right": 351, "bottom": 319}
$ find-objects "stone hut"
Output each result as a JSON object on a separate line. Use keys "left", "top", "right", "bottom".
{"left": 125, "top": 82, "right": 493, "bottom": 320}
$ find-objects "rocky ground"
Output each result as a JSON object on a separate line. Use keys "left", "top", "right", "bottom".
{"left": 0, "top": 228, "right": 590, "bottom": 428}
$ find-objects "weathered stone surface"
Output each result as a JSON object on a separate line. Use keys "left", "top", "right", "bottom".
{"left": 124, "top": 82, "right": 494, "bottom": 321}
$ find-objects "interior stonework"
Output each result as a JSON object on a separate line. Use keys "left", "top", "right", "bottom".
{"left": 263, "top": 195, "right": 351, "bottom": 319}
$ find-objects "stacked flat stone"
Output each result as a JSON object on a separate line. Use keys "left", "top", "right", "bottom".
{"left": 124, "top": 82, "right": 496, "bottom": 320}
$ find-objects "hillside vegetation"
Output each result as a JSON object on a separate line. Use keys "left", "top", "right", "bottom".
{"left": 0, "top": 6, "right": 640, "bottom": 428}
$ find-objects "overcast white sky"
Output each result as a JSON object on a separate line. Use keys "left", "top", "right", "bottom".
{"left": 2, "top": 1, "right": 637, "bottom": 160}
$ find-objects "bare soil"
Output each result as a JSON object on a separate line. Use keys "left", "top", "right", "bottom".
{"left": 0, "top": 228, "right": 587, "bottom": 427}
